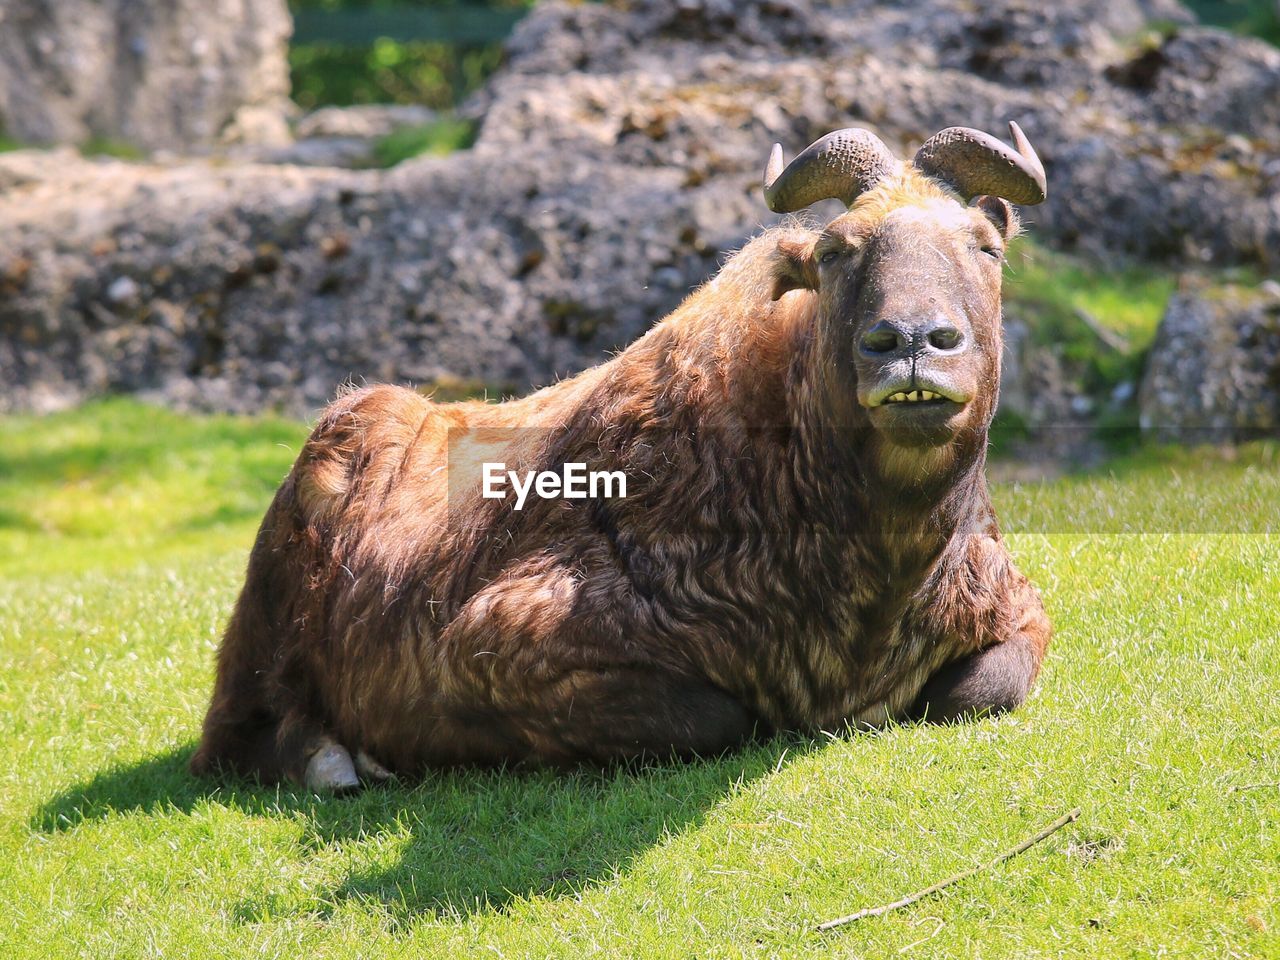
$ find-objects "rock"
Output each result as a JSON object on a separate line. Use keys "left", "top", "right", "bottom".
{"left": 106, "top": 276, "right": 140, "bottom": 307}
{"left": 221, "top": 105, "right": 294, "bottom": 151}
{"left": 0, "top": 148, "right": 744, "bottom": 415}
{"left": 1140, "top": 284, "right": 1280, "bottom": 442}
{"left": 999, "top": 312, "right": 1083, "bottom": 428}
{"left": 0, "top": 145, "right": 80, "bottom": 193}
{"left": 475, "top": 0, "right": 1277, "bottom": 270}
{"left": 295, "top": 105, "right": 439, "bottom": 140}
{"left": 0, "top": 0, "right": 292, "bottom": 153}
{"left": 1138, "top": 28, "right": 1280, "bottom": 139}
{"left": 261, "top": 105, "right": 442, "bottom": 169}
{"left": 265, "top": 137, "right": 381, "bottom": 170}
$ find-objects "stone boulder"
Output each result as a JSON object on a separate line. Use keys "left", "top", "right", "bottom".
{"left": 0, "top": 146, "right": 748, "bottom": 414}
{"left": 0, "top": 0, "right": 292, "bottom": 152}
{"left": 1140, "top": 282, "right": 1280, "bottom": 442}
{"left": 475, "top": 0, "right": 1278, "bottom": 269}
{"left": 264, "top": 106, "right": 442, "bottom": 169}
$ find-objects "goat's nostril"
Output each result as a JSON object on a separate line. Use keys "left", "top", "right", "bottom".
{"left": 860, "top": 324, "right": 903, "bottom": 355}
{"left": 927, "top": 325, "right": 963, "bottom": 351}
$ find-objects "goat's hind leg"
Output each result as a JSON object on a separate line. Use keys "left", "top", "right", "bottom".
{"left": 550, "top": 670, "right": 761, "bottom": 763}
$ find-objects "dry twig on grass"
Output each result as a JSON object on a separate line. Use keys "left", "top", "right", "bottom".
{"left": 1229, "top": 782, "right": 1280, "bottom": 794}
{"left": 817, "top": 807, "right": 1082, "bottom": 932}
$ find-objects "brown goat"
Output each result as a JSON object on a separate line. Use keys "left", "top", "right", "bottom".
{"left": 192, "top": 125, "right": 1052, "bottom": 790}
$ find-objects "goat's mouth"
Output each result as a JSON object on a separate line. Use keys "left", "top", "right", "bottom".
{"left": 862, "top": 377, "right": 972, "bottom": 447}
{"left": 863, "top": 380, "right": 970, "bottom": 409}
{"left": 877, "top": 388, "right": 959, "bottom": 406}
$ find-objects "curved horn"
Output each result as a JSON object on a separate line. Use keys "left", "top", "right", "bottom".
{"left": 912, "top": 121, "right": 1047, "bottom": 205}
{"left": 763, "top": 128, "right": 900, "bottom": 213}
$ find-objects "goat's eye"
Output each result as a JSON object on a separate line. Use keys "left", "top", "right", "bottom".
{"left": 819, "top": 250, "right": 840, "bottom": 265}
{"left": 980, "top": 245, "right": 1003, "bottom": 260}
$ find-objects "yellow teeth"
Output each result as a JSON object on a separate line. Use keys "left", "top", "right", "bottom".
{"left": 884, "top": 389, "right": 942, "bottom": 404}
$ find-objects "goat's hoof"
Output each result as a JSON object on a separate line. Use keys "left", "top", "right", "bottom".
{"left": 304, "top": 742, "right": 361, "bottom": 793}
{"left": 355, "top": 750, "right": 393, "bottom": 782}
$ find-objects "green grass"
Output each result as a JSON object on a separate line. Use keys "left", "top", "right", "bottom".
{"left": 1002, "top": 241, "right": 1177, "bottom": 398}
{"left": 999, "top": 442, "right": 1280, "bottom": 533}
{"left": 373, "top": 116, "right": 476, "bottom": 166}
{"left": 0, "top": 400, "right": 303, "bottom": 579}
{"left": 997, "top": 243, "right": 1176, "bottom": 449}
{"left": 999, "top": 244, "right": 1265, "bottom": 448}
{"left": 79, "top": 137, "right": 146, "bottom": 162}
{"left": 3, "top": 400, "right": 1278, "bottom": 958}
{"left": 285, "top": 0, "right": 532, "bottom": 110}
{"left": 1004, "top": 241, "right": 1176, "bottom": 351}
{"left": 1186, "top": 0, "right": 1280, "bottom": 45}
{"left": 289, "top": 38, "right": 507, "bottom": 112}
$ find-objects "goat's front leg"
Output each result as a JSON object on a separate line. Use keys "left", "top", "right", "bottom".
{"left": 911, "top": 621, "right": 1050, "bottom": 723}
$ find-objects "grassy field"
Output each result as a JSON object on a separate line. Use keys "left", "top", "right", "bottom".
{"left": 2, "top": 400, "right": 1278, "bottom": 958}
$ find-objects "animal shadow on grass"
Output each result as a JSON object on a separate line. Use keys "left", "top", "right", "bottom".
{"left": 32, "top": 736, "right": 816, "bottom": 926}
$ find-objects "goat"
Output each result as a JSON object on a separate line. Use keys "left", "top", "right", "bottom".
{"left": 191, "top": 123, "right": 1053, "bottom": 790}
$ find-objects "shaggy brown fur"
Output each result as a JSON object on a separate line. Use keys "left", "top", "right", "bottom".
{"left": 191, "top": 168, "right": 1051, "bottom": 785}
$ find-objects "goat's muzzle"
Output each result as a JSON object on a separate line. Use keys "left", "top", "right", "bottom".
{"left": 856, "top": 312, "right": 978, "bottom": 448}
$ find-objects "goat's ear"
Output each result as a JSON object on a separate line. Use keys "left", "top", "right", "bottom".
{"left": 976, "top": 196, "right": 1020, "bottom": 241}
{"left": 770, "top": 236, "right": 818, "bottom": 300}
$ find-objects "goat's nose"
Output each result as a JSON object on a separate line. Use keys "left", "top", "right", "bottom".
{"left": 859, "top": 320, "right": 909, "bottom": 356}
{"left": 921, "top": 316, "right": 965, "bottom": 353}
{"left": 859, "top": 317, "right": 966, "bottom": 358}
